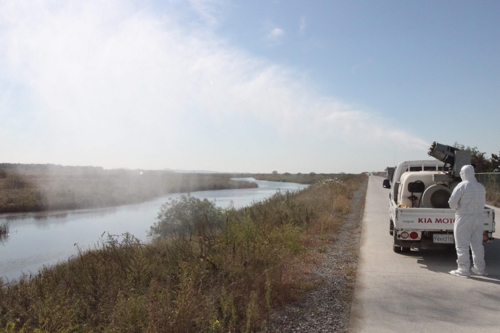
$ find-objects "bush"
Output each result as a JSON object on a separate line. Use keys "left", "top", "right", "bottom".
{"left": 0, "top": 169, "right": 6, "bottom": 179}
{"left": 148, "top": 195, "right": 225, "bottom": 240}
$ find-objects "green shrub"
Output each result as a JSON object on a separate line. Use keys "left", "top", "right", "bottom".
{"left": 149, "top": 195, "right": 225, "bottom": 240}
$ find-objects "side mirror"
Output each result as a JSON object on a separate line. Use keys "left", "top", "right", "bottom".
{"left": 383, "top": 179, "right": 391, "bottom": 189}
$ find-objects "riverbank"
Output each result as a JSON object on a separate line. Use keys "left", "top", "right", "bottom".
{"left": 252, "top": 172, "right": 356, "bottom": 184}
{"left": 0, "top": 167, "right": 257, "bottom": 214}
{"left": 0, "top": 173, "right": 367, "bottom": 332}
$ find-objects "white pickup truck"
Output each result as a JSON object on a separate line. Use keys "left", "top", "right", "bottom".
{"left": 383, "top": 143, "right": 496, "bottom": 253}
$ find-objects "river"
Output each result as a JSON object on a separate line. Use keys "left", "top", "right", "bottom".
{"left": 0, "top": 178, "right": 307, "bottom": 282}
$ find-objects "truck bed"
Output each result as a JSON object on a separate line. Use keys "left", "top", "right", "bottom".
{"left": 391, "top": 202, "right": 496, "bottom": 232}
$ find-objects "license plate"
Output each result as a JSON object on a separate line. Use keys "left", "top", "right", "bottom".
{"left": 433, "top": 234, "right": 454, "bottom": 244}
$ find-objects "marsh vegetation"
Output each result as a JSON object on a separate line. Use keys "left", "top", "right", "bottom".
{"left": 253, "top": 172, "right": 347, "bottom": 184}
{"left": 0, "top": 164, "right": 257, "bottom": 214}
{"left": 0, "top": 173, "right": 367, "bottom": 332}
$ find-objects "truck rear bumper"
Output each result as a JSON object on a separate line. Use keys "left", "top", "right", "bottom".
{"left": 396, "top": 239, "right": 454, "bottom": 250}
{"left": 396, "top": 233, "right": 494, "bottom": 251}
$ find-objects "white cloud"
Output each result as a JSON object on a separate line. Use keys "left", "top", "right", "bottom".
{"left": 267, "top": 27, "right": 285, "bottom": 42}
{"left": 187, "top": 0, "right": 225, "bottom": 26}
{"left": 0, "top": 0, "right": 428, "bottom": 171}
{"left": 270, "top": 27, "right": 284, "bottom": 37}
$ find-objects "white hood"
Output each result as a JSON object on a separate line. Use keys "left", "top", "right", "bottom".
{"left": 449, "top": 164, "right": 485, "bottom": 214}
{"left": 459, "top": 165, "right": 476, "bottom": 182}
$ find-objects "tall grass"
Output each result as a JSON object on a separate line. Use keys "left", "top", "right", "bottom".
{"left": 477, "top": 173, "right": 500, "bottom": 207}
{"left": 486, "top": 187, "right": 500, "bottom": 207}
{"left": 252, "top": 172, "right": 360, "bottom": 184}
{"left": 0, "top": 174, "right": 367, "bottom": 332}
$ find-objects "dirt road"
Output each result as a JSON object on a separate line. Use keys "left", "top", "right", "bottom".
{"left": 349, "top": 175, "right": 500, "bottom": 332}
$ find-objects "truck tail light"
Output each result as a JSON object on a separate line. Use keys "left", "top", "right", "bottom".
{"left": 397, "top": 231, "right": 421, "bottom": 240}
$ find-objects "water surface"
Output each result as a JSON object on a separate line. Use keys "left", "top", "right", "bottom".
{"left": 0, "top": 178, "right": 307, "bottom": 281}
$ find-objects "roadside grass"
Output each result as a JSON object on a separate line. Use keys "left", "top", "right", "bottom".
{"left": 0, "top": 173, "right": 367, "bottom": 332}
{"left": 486, "top": 186, "right": 500, "bottom": 207}
{"left": 252, "top": 172, "right": 361, "bottom": 184}
{"left": 476, "top": 174, "right": 500, "bottom": 207}
{"left": 0, "top": 170, "right": 257, "bottom": 214}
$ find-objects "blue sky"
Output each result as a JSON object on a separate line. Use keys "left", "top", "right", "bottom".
{"left": 1, "top": 0, "right": 499, "bottom": 173}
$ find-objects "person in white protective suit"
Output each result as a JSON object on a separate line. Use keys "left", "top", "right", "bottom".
{"left": 448, "top": 165, "right": 488, "bottom": 278}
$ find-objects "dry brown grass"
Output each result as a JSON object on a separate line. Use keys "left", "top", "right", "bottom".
{"left": 486, "top": 187, "right": 500, "bottom": 207}
{"left": 252, "top": 172, "right": 360, "bottom": 185}
{"left": 0, "top": 173, "right": 367, "bottom": 332}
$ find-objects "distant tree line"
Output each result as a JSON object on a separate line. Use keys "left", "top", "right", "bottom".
{"left": 0, "top": 163, "right": 104, "bottom": 175}
{"left": 452, "top": 143, "right": 500, "bottom": 173}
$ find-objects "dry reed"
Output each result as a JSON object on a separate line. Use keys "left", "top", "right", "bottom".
{"left": 0, "top": 173, "right": 367, "bottom": 332}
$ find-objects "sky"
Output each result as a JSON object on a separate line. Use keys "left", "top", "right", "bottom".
{"left": 1, "top": 0, "right": 499, "bottom": 173}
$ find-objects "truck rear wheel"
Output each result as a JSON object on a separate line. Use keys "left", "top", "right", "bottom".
{"left": 393, "top": 232, "right": 402, "bottom": 253}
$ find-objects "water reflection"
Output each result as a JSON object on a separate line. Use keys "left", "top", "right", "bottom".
{"left": 2, "top": 207, "right": 118, "bottom": 222}
{"left": 0, "top": 179, "right": 307, "bottom": 281}
{"left": 34, "top": 213, "right": 68, "bottom": 221}
{"left": 0, "top": 222, "right": 9, "bottom": 244}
